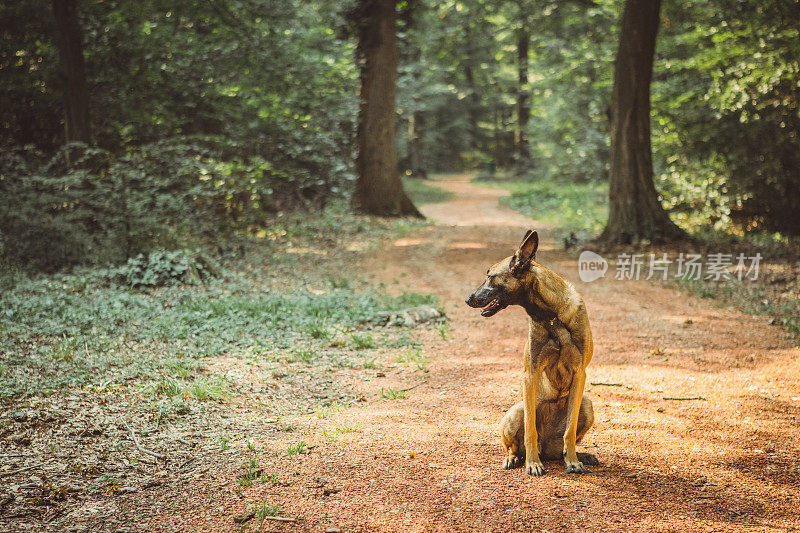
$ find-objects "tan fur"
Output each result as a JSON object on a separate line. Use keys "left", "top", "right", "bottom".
{"left": 518, "top": 262, "right": 593, "bottom": 474}
{"left": 468, "top": 230, "right": 595, "bottom": 475}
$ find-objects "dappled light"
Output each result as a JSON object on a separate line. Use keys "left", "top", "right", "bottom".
{"left": 447, "top": 242, "right": 487, "bottom": 250}
{"left": 2, "top": 0, "right": 800, "bottom": 531}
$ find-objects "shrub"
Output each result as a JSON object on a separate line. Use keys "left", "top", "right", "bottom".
{"left": 112, "top": 250, "right": 218, "bottom": 288}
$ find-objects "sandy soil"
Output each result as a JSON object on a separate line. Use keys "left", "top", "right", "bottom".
{"left": 135, "top": 176, "right": 800, "bottom": 531}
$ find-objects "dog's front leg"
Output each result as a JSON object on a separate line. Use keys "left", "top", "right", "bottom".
{"left": 522, "top": 366, "right": 544, "bottom": 476}
{"left": 563, "top": 366, "right": 587, "bottom": 473}
{"left": 523, "top": 321, "right": 548, "bottom": 476}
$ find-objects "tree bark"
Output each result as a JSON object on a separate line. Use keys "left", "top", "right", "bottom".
{"left": 51, "top": 0, "right": 91, "bottom": 144}
{"left": 600, "top": 0, "right": 685, "bottom": 243}
{"left": 353, "top": 0, "right": 421, "bottom": 217}
{"left": 515, "top": 28, "right": 531, "bottom": 173}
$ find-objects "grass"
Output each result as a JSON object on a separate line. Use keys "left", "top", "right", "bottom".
{"left": 0, "top": 245, "right": 440, "bottom": 399}
{"left": 349, "top": 332, "right": 376, "bottom": 349}
{"left": 286, "top": 347, "right": 315, "bottom": 363}
{"left": 380, "top": 387, "right": 408, "bottom": 400}
{"left": 285, "top": 441, "right": 309, "bottom": 458}
{"left": 256, "top": 501, "right": 280, "bottom": 519}
{"left": 237, "top": 441, "right": 260, "bottom": 487}
{"left": 402, "top": 177, "right": 454, "bottom": 205}
{"left": 394, "top": 348, "right": 429, "bottom": 370}
{"left": 143, "top": 377, "right": 227, "bottom": 400}
{"left": 319, "top": 427, "right": 337, "bottom": 442}
{"left": 332, "top": 419, "right": 361, "bottom": 433}
{"left": 314, "top": 401, "right": 344, "bottom": 419}
{"left": 478, "top": 178, "right": 608, "bottom": 238}
{"left": 303, "top": 319, "right": 330, "bottom": 340}
{"left": 673, "top": 274, "right": 800, "bottom": 337}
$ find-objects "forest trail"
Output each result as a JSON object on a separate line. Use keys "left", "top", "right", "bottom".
{"left": 184, "top": 175, "right": 800, "bottom": 532}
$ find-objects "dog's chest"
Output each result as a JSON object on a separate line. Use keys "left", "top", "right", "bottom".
{"left": 538, "top": 351, "right": 574, "bottom": 400}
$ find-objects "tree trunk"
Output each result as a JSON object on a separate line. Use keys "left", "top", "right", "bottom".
{"left": 51, "top": 0, "right": 90, "bottom": 144}
{"left": 353, "top": 0, "right": 421, "bottom": 217}
{"left": 496, "top": 107, "right": 512, "bottom": 169}
{"left": 599, "top": 0, "right": 685, "bottom": 243}
{"left": 407, "top": 113, "right": 427, "bottom": 178}
{"left": 515, "top": 29, "right": 531, "bottom": 173}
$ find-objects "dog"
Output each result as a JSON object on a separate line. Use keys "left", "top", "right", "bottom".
{"left": 466, "top": 230, "right": 597, "bottom": 475}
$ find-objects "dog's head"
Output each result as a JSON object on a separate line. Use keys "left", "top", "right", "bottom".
{"left": 465, "top": 230, "right": 539, "bottom": 317}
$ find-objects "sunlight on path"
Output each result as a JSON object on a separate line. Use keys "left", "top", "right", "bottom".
{"left": 417, "top": 175, "right": 539, "bottom": 228}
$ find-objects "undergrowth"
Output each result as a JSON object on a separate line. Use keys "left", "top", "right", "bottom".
{"left": 478, "top": 178, "right": 608, "bottom": 238}
{"left": 0, "top": 213, "right": 438, "bottom": 399}
{"left": 401, "top": 176, "right": 454, "bottom": 205}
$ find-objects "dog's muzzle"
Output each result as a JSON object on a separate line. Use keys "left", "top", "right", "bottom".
{"left": 466, "top": 289, "right": 506, "bottom": 317}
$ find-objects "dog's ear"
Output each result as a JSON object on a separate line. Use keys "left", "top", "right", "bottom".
{"left": 510, "top": 230, "right": 538, "bottom": 276}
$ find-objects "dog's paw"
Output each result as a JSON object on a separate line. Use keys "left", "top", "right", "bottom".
{"left": 502, "top": 455, "right": 523, "bottom": 470}
{"left": 525, "top": 461, "right": 545, "bottom": 476}
{"left": 578, "top": 452, "right": 599, "bottom": 466}
{"left": 564, "top": 459, "right": 585, "bottom": 474}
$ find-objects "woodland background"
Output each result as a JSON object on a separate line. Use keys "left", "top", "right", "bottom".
{"left": 3, "top": 2, "right": 800, "bottom": 529}
{"left": 3, "top": 0, "right": 800, "bottom": 271}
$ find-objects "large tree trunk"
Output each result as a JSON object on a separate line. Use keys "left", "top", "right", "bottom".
{"left": 51, "top": 0, "right": 90, "bottom": 144}
{"left": 599, "top": 0, "right": 684, "bottom": 243}
{"left": 353, "top": 0, "right": 421, "bottom": 217}
{"left": 514, "top": 28, "right": 531, "bottom": 173}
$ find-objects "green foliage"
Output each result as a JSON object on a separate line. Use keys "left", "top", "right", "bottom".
{"left": 237, "top": 441, "right": 261, "bottom": 487}
{"left": 285, "top": 441, "right": 309, "bottom": 458}
{"left": 143, "top": 377, "right": 227, "bottom": 400}
{"left": 1, "top": 0, "right": 358, "bottom": 270}
{"left": 5, "top": 0, "right": 799, "bottom": 253}
{"left": 349, "top": 332, "right": 376, "bottom": 350}
{"left": 332, "top": 419, "right": 361, "bottom": 433}
{"left": 380, "top": 387, "right": 408, "bottom": 400}
{"left": 391, "top": 290, "right": 438, "bottom": 309}
{"left": 673, "top": 275, "right": 799, "bottom": 338}
{"left": 256, "top": 501, "right": 280, "bottom": 519}
{"left": 491, "top": 179, "right": 609, "bottom": 237}
{"left": 394, "top": 347, "right": 429, "bottom": 371}
{"left": 401, "top": 177, "right": 455, "bottom": 205}
{"left": 113, "top": 250, "right": 217, "bottom": 288}
{"left": 0, "top": 248, "right": 438, "bottom": 398}
{"left": 0, "top": 142, "right": 277, "bottom": 269}
{"left": 314, "top": 401, "right": 344, "bottom": 419}
{"left": 523, "top": 1, "right": 618, "bottom": 183}
{"left": 653, "top": 0, "right": 800, "bottom": 235}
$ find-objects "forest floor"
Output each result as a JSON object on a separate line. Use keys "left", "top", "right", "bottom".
{"left": 5, "top": 175, "right": 800, "bottom": 532}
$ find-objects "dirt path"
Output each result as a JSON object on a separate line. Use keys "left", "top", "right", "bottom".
{"left": 176, "top": 176, "right": 800, "bottom": 532}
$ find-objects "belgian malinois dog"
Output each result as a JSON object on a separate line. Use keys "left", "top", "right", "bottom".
{"left": 466, "top": 230, "right": 597, "bottom": 475}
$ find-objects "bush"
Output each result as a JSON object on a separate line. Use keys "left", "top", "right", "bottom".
{"left": 112, "top": 250, "right": 218, "bottom": 288}
{"left": 0, "top": 141, "right": 344, "bottom": 271}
